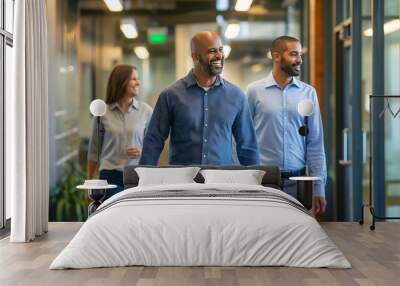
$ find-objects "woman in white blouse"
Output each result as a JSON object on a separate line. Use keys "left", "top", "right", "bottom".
{"left": 87, "top": 64, "right": 153, "bottom": 199}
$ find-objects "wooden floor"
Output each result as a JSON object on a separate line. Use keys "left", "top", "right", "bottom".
{"left": 0, "top": 222, "right": 399, "bottom": 286}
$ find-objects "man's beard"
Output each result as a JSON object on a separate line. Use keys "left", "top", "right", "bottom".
{"left": 280, "top": 59, "right": 300, "bottom": 76}
{"left": 199, "top": 55, "right": 224, "bottom": 76}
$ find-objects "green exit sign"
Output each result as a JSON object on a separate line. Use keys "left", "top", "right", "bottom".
{"left": 148, "top": 27, "right": 168, "bottom": 45}
{"left": 148, "top": 33, "right": 167, "bottom": 44}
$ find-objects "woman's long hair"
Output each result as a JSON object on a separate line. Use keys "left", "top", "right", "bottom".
{"left": 105, "top": 64, "right": 137, "bottom": 104}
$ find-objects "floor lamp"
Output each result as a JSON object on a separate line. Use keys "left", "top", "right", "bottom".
{"left": 77, "top": 99, "right": 116, "bottom": 216}
{"left": 289, "top": 99, "right": 320, "bottom": 210}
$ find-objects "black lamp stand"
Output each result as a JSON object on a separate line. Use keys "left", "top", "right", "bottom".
{"left": 295, "top": 116, "right": 313, "bottom": 210}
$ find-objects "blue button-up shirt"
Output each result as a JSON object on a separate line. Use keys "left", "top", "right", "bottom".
{"left": 247, "top": 72, "right": 327, "bottom": 197}
{"left": 140, "top": 70, "right": 260, "bottom": 166}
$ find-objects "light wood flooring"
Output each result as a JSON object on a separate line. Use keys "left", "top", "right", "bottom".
{"left": 0, "top": 222, "right": 399, "bottom": 286}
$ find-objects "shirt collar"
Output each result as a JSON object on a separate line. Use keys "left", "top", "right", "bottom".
{"left": 183, "top": 69, "right": 224, "bottom": 89}
{"left": 265, "top": 72, "right": 301, "bottom": 89}
{"left": 291, "top": 77, "right": 301, "bottom": 88}
{"left": 131, "top": 98, "right": 140, "bottom": 110}
{"left": 110, "top": 98, "right": 139, "bottom": 112}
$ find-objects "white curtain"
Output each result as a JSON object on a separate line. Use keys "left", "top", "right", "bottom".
{"left": 8, "top": 0, "right": 49, "bottom": 242}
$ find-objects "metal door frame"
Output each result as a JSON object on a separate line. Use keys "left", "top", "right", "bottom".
{"left": 333, "top": 17, "right": 353, "bottom": 220}
{"left": 330, "top": 0, "right": 364, "bottom": 221}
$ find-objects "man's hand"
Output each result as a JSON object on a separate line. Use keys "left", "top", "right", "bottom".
{"left": 312, "top": 196, "right": 326, "bottom": 217}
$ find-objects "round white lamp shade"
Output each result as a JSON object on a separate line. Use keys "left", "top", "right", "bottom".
{"left": 297, "top": 99, "right": 314, "bottom": 117}
{"left": 89, "top": 99, "right": 107, "bottom": 116}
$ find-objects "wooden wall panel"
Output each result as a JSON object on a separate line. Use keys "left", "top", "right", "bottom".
{"left": 309, "top": 0, "right": 325, "bottom": 113}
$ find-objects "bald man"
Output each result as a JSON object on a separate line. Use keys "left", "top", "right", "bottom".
{"left": 140, "top": 31, "right": 259, "bottom": 165}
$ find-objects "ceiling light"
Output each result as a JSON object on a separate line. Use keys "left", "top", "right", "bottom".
{"left": 216, "top": 0, "right": 229, "bottom": 11}
{"left": 216, "top": 15, "right": 225, "bottom": 26}
{"left": 120, "top": 18, "right": 138, "bottom": 39}
{"left": 363, "top": 28, "right": 373, "bottom": 37}
{"left": 363, "top": 19, "right": 400, "bottom": 37}
{"left": 103, "top": 0, "right": 123, "bottom": 12}
{"left": 225, "top": 23, "right": 240, "bottom": 39}
{"left": 223, "top": 45, "right": 231, "bottom": 59}
{"left": 235, "top": 0, "right": 253, "bottom": 12}
{"left": 134, "top": 46, "right": 149, "bottom": 60}
{"left": 384, "top": 19, "right": 400, "bottom": 34}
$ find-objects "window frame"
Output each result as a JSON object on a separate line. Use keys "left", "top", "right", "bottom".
{"left": 0, "top": 0, "right": 13, "bottom": 233}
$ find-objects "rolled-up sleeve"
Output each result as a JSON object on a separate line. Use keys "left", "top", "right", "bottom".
{"left": 88, "top": 117, "right": 105, "bottom": 163}
{"left": 307, "top": 89, "right": 327, "bottom": 197}
{"left": 139, "top": 92, "right": 171, "bottom": 165}
{"left": 232, "top": 93, "right": 260, "bottom": 166}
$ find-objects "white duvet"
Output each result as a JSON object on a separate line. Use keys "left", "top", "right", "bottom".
{"left": 50, "top": 183, "right": 351, "bottom": 269}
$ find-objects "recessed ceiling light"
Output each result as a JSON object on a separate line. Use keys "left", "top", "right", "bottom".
{"left": 103, "top": 0, "right": 123, "bottom": 12}
{"left": 134, "top": 46, "right": 150, "bottom": 60}
{"left": 235, "top": 0, "right": 253, "bottom": 12}
{"left": 120, "top": 18, "right": 138, "bottom": 39}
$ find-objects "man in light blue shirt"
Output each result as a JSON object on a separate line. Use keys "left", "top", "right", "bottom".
{"left": 140, "top": 31, "right": 259, "bottom": 166}
{"left": 247, "top": 36, "right": 327, "bottom": 216}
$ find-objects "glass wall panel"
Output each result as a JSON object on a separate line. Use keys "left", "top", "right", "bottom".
{"left": 1, "top": 0, "right": 14, "bottom": 229}
{"left": 5, "top": 0, "right": 13, "bottom": 33}
{"left": 384, "top": 0, "right": 400, "bottom": 216}
{"left": 5, "top": 43, "right": 13, "bottom": 219}
{"left": 0, "top": 37, "right": 3, "bottom": 228}
{"left": 361, "top": 0, "right": 372, "bottom": 215}
{"left": 47, "top": 0, "right": 86, "bottom": 222}
{"left": 0, "top": 0, "right": 2, "bottom": 29}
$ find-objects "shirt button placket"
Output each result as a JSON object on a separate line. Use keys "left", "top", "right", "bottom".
{"left": 122, "top": 113, "right": 127, "bottom": 156}
{"left": 282, "top": 89, "right": 286, "bottom": 169}
{"left": 202, "top": 92, "right": 209, "bottom": 164}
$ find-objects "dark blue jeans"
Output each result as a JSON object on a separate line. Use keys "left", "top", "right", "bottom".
{"left": 99, "top": 169, "right": 124, "bottom": 200}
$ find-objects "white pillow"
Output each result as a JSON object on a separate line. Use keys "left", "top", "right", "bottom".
{"left": 200, "top": 169, "right": 266, "bottom": 185}
{"left": 135, "top": 167, "right": 200, "bottom": 186}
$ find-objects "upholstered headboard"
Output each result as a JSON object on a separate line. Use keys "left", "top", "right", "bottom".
{"left": 123, "top": 165, "right": 282, "bottom": 190}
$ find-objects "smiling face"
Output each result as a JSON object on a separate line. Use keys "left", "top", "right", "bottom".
{"left": 277, "top": 41, "right": 302, "bottom": 77}
{"left": 125, "top": 69, "right": 140, "bottom": 98}
{"left": 192, "top": 32, "right": 224, "bottom": 77}
{"left": 106, "top": 64, "right": 139, "bottom": 104}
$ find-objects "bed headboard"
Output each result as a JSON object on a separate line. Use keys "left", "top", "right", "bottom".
{"left": 123, "top": 165, "right": 282, "bottom": 190}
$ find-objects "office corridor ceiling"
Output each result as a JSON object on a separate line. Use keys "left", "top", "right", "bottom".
{"left": 76, "top": 0, "right": 300, "bottom": 61}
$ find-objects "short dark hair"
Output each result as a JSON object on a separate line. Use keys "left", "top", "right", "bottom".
{"left": 270, "top": 36, "right": 300, "bottom": 54}
{"left": 105, "top": 64, "right": 136, "bottom": 104}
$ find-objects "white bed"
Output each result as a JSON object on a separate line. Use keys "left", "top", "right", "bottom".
{"left": 50, "top": 183, "right": 351, "bottom": 269}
